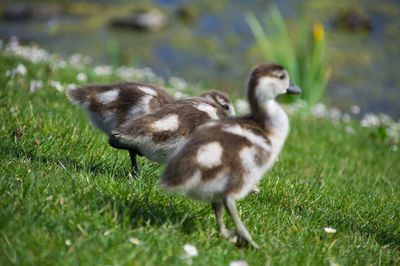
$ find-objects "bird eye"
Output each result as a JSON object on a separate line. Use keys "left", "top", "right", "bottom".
{"left": 278, "top": 73, "right": 286, "bottom": 80}
{"left": 222, "top": 104, "right": 230, "bottom": 110}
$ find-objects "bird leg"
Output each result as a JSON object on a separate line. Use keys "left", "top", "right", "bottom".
{"left": 109, "top": 134, "right": 141, "bottom": 177}
{"left": 108, "top": 133, "right": 130, "bottom": 150}
{"left": 223, "top": 196, "right": 260, "bottom": 249}
{"left": 128, "top": 150, "right": 140, "bottom": 176}
{"left": 212, "top": 201, "right": 235, "bottom": 238}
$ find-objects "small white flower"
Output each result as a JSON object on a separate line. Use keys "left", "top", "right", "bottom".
{"left": 50, "top": 80, "right": 64, "bottom": 92}
{"left": 329, "top": 107, "right": 342, "bottom": 121}
{"left": 56, "top": 60, "right": 67, "bottom": 68}
{"left": 330, "top": 262, "right": 340, "bottom": 266}
{"left": 128, "top": 237, "right": 141, "bottom": 245}
{"left": 67, "top": 84, "right": 77, "bottom": 90}
{"left": 174, "top": 91, "right": 188, "bottom": 99}
{"left": 342, "top": 114, "right": 351, "bottom": 123}
{"left": 77, "top": 73, "right": 87, "bottom": 82}
{"left": 345, "top": 126, "right": 355, "bottom": 134}
{"left": 84, "top": 56, "right": 92, "bottom": 65}
{"left": 5, "top": 38, "right": 53, "bottom": 64}
{"left": 30, "top": 80, "right": 43, "bottom": 93}
{"left": 361, "top": 113, "right": 380, "bottom": 127}
{"left": 284, "top": 100, "right": 307, "bottom": 114}
{"left": 350, "top": 105, "right": 360, "bottom": 115}
{"left": 183, "top": 244, "right": 198, "bottom": 257}
{"left": 312, "top": 103, "right": 327, "bottom": 118}
{"left": 116, "top": 66, "right": 135, "bottom": 80}
{"left": 229, "top": 260, "right": 248, "bottom": 266}
{"left": 392, "top": 145, "right": 398, "bottom": 152}
{"left": 15, "top": 64, "right": 27, "bottom": 76}
{"left": 142, "top": 67, "right": 157, "bottom": 80}
{"left": 378, "top": 114, "right": 393, "bottom": 126}
{"left": 387, "top": 122, "right": 400, "bottom": 141}
{"left": 169, "top": 76, "right": 188, "bottom": 90}
{"left": 324, "top": 227, "right": 336, "bottom": 233}
{"left": 94, "top": 65, "right": 113, "bottom": 76}
{"left": 69, "top": 54, "right": 83, "bottom": 66}
{"left": 65, "top": 239, "right": 72, "bottom": 246}
{"left": 235, "top": 99, "right": 249, "bottom": 114}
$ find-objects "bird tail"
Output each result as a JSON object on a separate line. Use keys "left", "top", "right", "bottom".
{"left": 66, "top": 86, "right": 88, "bottom": 106}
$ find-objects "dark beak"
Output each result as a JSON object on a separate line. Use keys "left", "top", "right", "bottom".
{"left": 286, "top": 81, "right": 302, "bottom": 95}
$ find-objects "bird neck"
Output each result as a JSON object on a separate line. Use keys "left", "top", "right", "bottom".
{"left": 249, "top": 97, "right": 288, "bottom": 134}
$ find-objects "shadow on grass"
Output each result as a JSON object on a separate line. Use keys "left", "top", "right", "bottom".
{"left": 1, "top": 142, "right": 200, "bottom": 234}
{"left": 258, "top": 171, "right": 400, "bottom": 251}
{"left": 265, "top": 192, "right": 400, "bottom": 251}
{"left": 325, "top": 215, "right": 400, "bottom": 251}
{"left": 94, "top": 189, "right": 199, "bottom": 233}
{"left": 0, "top": 142, "right": 128, "bottom": 177}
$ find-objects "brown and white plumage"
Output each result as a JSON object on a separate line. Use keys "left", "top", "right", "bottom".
{"left": 160, "top": 62, "right": 301, "bottom": 248}
{"left": 108, "top": 91, "right": 235, "bottom": 164}
{"left": 67, "top": 82, "right": 235, "bottom": 174}
{"left": 66, "top": 82, "right": 174, "bottom": 134}
{"left": 66, "top": 82, "right": 174, "bottom": 174}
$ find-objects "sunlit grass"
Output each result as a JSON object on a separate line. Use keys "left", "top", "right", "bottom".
{"left": 1, "top": 47, "right": 400, "bottom": 265}
{"left": 247, "top": 6, "right": 331, "bottom": 106}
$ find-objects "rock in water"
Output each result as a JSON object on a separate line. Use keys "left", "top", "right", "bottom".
{"left": 336, "top": 8, "right": 372, "bottom": 32}
{"left": 3, "top": 3, "right": 63, "bottom": 21}
{"left": 111, "top": 10, "right": 167, "bottom": 31}
{"left": 3, "top": 4, "right": 31, "bottom": 21}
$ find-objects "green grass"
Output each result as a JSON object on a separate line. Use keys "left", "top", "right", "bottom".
{"left": 1, "top": 49, "right": 400, "bottom": 265}
{"left": 247, "top": 6, "right": 330, "bottom": 106}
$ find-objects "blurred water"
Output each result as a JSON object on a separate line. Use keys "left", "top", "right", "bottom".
{"left": 1, "top": 0, "right": 399, "bottom": 118}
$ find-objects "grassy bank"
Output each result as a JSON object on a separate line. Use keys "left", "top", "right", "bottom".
{"left": 1, "top": 43, "right": 399, "bottom": 265}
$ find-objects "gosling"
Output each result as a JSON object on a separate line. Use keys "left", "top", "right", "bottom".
{"left": 160, "top": 62, "right": 301, "bottom": 248}
{"left": 109, "top": 91, "right": 235, "bottom": 165}
{"left": 66, "top": 82, "right": 174, "bottom": 174}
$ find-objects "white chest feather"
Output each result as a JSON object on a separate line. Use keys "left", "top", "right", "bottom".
{"left": 127, "top": 95, "right": 153, "bottom": 119}
{"left": 151, "top": 114, "right": 180, "bottom": 132}
{"left": 98, "top": 89, "right": 119, "bottom": 104}
{"left": 194, "top": 103, "right": 219, "bottom": 119}
{"left": 263, "top": 100, "right": 289, "bottom": 157}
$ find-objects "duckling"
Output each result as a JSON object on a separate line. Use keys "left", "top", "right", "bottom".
{"left": 160, "top": 62, "right": 301, "bottom": 249}
{"left": 66, "top": 82, "right": 174, "bottom": 174}
{"left": 108, "top": 91, "right": 235, "bottom": 165}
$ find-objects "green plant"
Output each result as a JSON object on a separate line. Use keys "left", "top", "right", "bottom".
{"left": 246, "top": 6, "right": 330, "bottom": 106}
{"left": 1, "top": 43, "right": 400, "bottom": 265}
{"left": 106, "top": 35, "right": 121, "bottom": 68}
